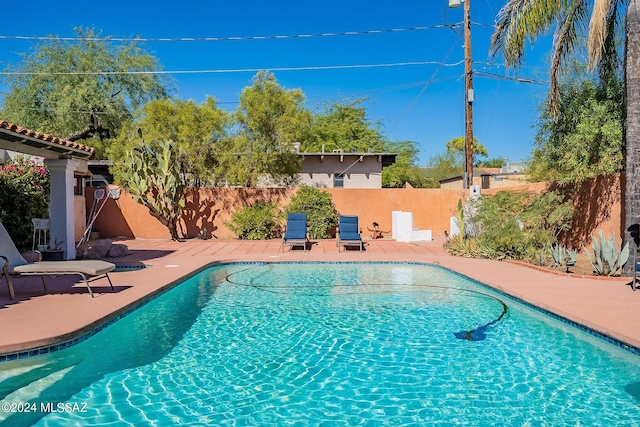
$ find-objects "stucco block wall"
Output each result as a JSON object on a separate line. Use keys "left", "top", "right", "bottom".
{"left": 85, "top": 174, "right": 624, "bottom": 248}
{"left": 440, "top": 174, "right": 528, "bottom": 189}
{"left": 86, "top": 187, "right": 295, "bottom": 240}
{"left": 87, "top": 187, "right": 467, "bottom": 240}
{"left": 325, "top": 188, "right": 466, "bottom": 237}
{"left": 561, "top": 173, "right": 624, "bottom": 246}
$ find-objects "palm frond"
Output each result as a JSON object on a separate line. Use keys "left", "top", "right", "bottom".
{"left": 549, "top": 0, "right": 590, "bottom": 117}
{"left": 490, "top": 0, "right": 566, "bottom": 67}
{"left": 588, "top": 0, "right": 615, "bottom": 69}
{"left": 597, "top": 0, "right": 626, "bottom": 82}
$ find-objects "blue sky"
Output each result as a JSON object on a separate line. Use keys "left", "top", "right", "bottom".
{"left": 0, "top": 0, "right": 552, "bottom": 165}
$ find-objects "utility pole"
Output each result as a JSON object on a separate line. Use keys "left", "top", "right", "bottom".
{"left": 463, "top": 0, "right": 474, "bottom": 189}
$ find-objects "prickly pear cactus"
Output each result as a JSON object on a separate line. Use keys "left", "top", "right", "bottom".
{"left": 120, "top": 138, "right": 186, "bottom": 240}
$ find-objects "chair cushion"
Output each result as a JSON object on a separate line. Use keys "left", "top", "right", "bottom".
{"left": 284, "top": 213, "right": 307, "bottom": 240}
{"left": 339, "top": 216, "right": 360, "bottom": 239}
{"left": 339, "top": 233, "right": 362, "bottom": 242}
{"left": 13, "top": 260, "right": 115, "bottom": 276}
{"left": 284, "top": 231, "right": 306, "bottom": 240}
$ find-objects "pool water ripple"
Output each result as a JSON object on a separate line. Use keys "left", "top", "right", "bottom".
{"left": 0, "top": 263, "right": 634, "bottom": 426}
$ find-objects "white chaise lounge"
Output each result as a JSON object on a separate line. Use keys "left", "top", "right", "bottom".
{"left": 0, "top": 221, "right": 115, "bottom": 299}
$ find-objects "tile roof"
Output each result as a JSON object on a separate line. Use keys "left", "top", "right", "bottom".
{"left": 0, "top": 120, "right": 96, "bottom": 159}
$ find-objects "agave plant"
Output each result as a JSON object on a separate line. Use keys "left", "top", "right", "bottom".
{"left": 549, "top": 243, "right": 577, "bottom": 272}
{"left": 583, "top": 230, "right": 629, "bottom": 276}
{"left": 549, "top": 243, "right": 566, "bottom": 267}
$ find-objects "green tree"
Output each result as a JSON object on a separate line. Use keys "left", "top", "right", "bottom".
{"left": 110, "top": 97, "right": 228, "bottom": 186}
{"left": 445, "top": 136, "right": 488, "bottom": 162}
{"left": 305, "top": 99, "right": 386, "bottom": 153}
{"left": 423, "top": 152, "right": 465, "bottom": 188}
{"left": 118, "top": 135, "right": 186, "bottom": 240}
{"left": 478, "top": 158, "right": 506, "bottom": 168}
{"left": 215, "top": 72, "right": 309, "bottom": 186}
{"left": 0, "top": 27, "right": 171, "bottom": 157}
{"left": 382, "top": 141, "right": 429, "bottom": 188}
{"left": 421, "top": 137, "right": 495, "bottom": 188}
{"left": 528, "top": 73, "right": 624, "bottom": 184}
{"left": 489, "top": 0, "right": 640, "bottom": 275}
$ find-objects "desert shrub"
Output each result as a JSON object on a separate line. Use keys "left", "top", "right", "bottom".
{"left": 225, "top": 201, "right": 281, "bottom": 240}
{"left": 0, "top": 156, "right": 50, "bottom": 251}
{"left": 285, "top": 185, "right": 338, "bottom": 239}
{"left": 445, "top": 190, "right": 573, "bottom": 261}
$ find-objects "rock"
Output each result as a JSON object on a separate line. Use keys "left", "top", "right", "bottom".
{"left": 78, "top": 239, "right": 112, "bottom": 259}
{"left": 108, "top": 244, "right": 129, "bottom": 258}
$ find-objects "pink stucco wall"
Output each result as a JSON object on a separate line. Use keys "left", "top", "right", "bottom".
{"left": 85, "top": 174, "right": 624, "bottom": 247}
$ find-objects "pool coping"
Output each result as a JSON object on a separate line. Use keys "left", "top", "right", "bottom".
{"left": 2, "top": 259, "right": 639, "bottom": 363}
{"left": 0, "top": 261, "right": 218, "bottom": 362}
{"left": 441, "top": 264, "right": 640, "bottom": 357}
{"left": 503, "top": 259, "right": 631, "bottom": 281}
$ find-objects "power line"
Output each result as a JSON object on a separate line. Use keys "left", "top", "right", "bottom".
{"left": 9, "top": 76, "right": 464, "bottom": 116}
{"left": 307, "top": 75, "right": 462, "bottom": 102}
{"left": 0, "top": 69, "right": 543, "bottom": 120}
{"left": 474, "top": 71, "right": 549, "bottom": 85}
{"left": 385, "top": 34, "right": 464, "bottom": 136}
{"left": 0, "top": 25, "right": 463, "bottom": 43}
{"left": 470, "top": 22, "right": 496, "bottom": 28}
{"left": 473, "top": 60, "right": 548, "bottom": 72}
{"left": 0, "top": 60, "right": 465, "bottom": 76}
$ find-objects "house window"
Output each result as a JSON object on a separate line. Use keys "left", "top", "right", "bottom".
{"left": 333, "top": 172, "right": 345, "bottom": 188}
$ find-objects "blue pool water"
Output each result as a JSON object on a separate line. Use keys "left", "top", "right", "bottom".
{"left": 1, "top": 263, "right": 640, "bottom": 426}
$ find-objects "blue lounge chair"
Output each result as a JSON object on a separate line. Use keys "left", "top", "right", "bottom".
{"left": 281, "top": 213, "right": 309, "bottom": 252}
{"left": 337, "top": 215, "right": 363, "bottom": 252}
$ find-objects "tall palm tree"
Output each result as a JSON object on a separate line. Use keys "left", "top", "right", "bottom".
{"left": 490, "top": 0, "right": 639, "bottom": 275}
{"left": 627, "top": 0, "right": 640, "bottom": 276}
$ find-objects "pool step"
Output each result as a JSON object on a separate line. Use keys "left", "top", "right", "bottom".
{"left": 0, "top": 355, "right": 80, "bottom": 401}
{"left": 0, "top": 365, "right": 74, "bottom": 423}
{"left": 0, "top": 362, "right": 49, "bottom": 397}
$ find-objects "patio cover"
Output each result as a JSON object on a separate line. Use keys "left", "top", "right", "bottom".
{"left": 0, "top": 121, "right": 96, "bottom": 260}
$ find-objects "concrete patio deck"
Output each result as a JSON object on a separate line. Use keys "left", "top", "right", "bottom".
{"left": 1, "top": 237, "right": 639, "bottom": 358}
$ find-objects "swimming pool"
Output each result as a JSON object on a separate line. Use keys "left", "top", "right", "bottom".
{"left": 1, "top": 262, "right": 640, "bottom": 425}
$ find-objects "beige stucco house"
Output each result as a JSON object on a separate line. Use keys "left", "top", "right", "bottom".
{"left": 298, "top": 151, "right": 397, "bottom": 189}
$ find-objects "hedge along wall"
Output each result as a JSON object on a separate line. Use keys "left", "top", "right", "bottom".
{"left": 84, "top": 173, "right": 624, "bottom": 247}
